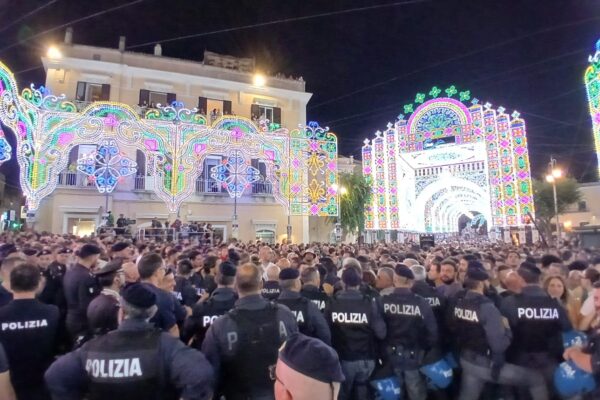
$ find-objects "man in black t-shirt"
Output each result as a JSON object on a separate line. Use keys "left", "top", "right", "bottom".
{"left": 0, "top": 263, "right": 59, "bottom": 400}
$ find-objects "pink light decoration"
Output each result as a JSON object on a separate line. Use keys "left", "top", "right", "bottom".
{"left": 165, "top": 164, "right": 172, "bottom": 171}
{"left": 17, "top": 121, "right": 27, "bottom": 138}
{"left": 327, "top": 161, "right": 336, "bottom": 171}
{"left": 57, "top": 132, "right": 74, "bottom": 145}
{"left": 310, "top": 204, "right": 319, "bottom": 215}
{"left": 144, "top": 139, "right": 158, "bottom": 151}
{"left": 264, "top": 150, "right": 275, "bottom": 161}
{"left": 194, "top": 143, "right": 207, "bottom": 155}
{"left": 231, "top": 127, "right": 244, "bottom": 140}
{"left": 309, "top": 141, "right": 319, "bottom": 151}
{"left": 104, "top": 114, "right": 118, "bottom": 128}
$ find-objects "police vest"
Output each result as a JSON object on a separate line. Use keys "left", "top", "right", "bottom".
{"left": 300, "top": 287, "right": 329, "bottom": 312}
{"left": 261, "top": 282, "right": 281, "bottom": 301}
{"left": 276, "top": 296, "right": 313, "bottom": 336}
{"left": 189, "top": 294, "right": 236, "bottom": 349}
{"left": 381, "top": 293, "right": 426, "bottom": 349}
{"left": 84, "top": 329, "right": 162, "bottom": 400}
{"left": 451, "top": 294, "right": 490, "bottom": 356}
{"left": 328, "top": 295, "right": 374, "bottom": 361}
{"left": 509, "top": 293, "right": 563, "bottom": 356}
{"left": 411, "top": 283, "right": 445, "bottom": 332}
{"left": 221, "top": 303, "right": 282, "bottom": 397}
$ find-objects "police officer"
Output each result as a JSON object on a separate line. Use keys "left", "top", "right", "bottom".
{"left": 0, "top": 342, "right": 16, "bottom": 400}
{"left": 87, "top": 260, "right": 125, "bottom": 335}
{"left": 0, "top": 256, "right": 23, "bottom": 306}
{"left": 382, "top": 264, "right": 438, "bottom": 400}
{"left": 410, "top": 265, "right": 446, "bottom": 331}
{"left": 300, "top": 266, "right": 329, "bottom": 312}
{"left": 277, "top": 268, "right": 331, "bottom": 345}
{"left": 0, "top": 263, "right": 59, "bottom": 400}
{"left": 63, "top": 243, "right": 101, "bottom": 341}
{"left": 262, "top": 264, "right": 281, "bottom": 300}
{"left": 202, "top": 262, "right": 298, "bottom": 399}
{"left": 45, "top": 283, "right": 215, "bottom": 400}
{"left": 174, "top": 259, "right": 199, "bottom": 307}
{"left": 450, "top": 261, "right": 548, "bottom": 400}
{"left": 500, "top": 262, "right": 572, "bottom": 396}
{"left": 182, "top": 261, "right": 238, "bottom": 348}
{"left": 326, "top": 267, "right": 386, "bottom": 400}
{"left": 138, "top": 253, "right": 185, "bottom": 337}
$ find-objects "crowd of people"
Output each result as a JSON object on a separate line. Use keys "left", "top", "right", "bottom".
{"left": 0, "top": 230, "right": 598, "bottom": 399}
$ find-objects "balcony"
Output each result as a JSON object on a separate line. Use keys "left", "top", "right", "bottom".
{"left": 57, "top": 171, "right": 95, "bottom": 188}
{"left": 193, "top": 178, "right": 273, "bottom": 196}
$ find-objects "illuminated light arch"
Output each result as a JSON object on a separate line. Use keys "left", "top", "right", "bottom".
{"left": 362, "top": 86, "right": 534, "bottom": 233}
{"left": 585, "top": 39, "right": 600, "bottom": 177}
{"left": 430, "top": 190, "right": 490, "bottom": 233}
{"left": 0, "top": 61, "right": 338, "bottom": 216}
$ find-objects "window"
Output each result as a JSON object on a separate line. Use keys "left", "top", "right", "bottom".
{"left": 250, "top": 104, "right": 281, "bottom": 123}
{"left": 149, "top": 92, "right": 167, "bottom": 107}
{"left": 203, "top": 157, "right": 222, "bottom": 193}
{"left": 75, "top": 82, "right": 110, "bottom": 102}
{"left": 139, "top": 90, "right": 176, "bottom": 108}
{"left": 258, "top": 106, "right": 274, "bottom": 122}
{"left": 578, "top": 201, "right": 587, "bottom": 212}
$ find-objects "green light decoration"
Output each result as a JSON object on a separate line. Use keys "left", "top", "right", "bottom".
{"left": 404, "top": 104, "right": 414, "bottom": 114}
{"left": 429, "top": 86, "right": 442, "bottom": 98}
{"left": 445, "top": 85, "right": 458, "bottom": 97}
{"left": 414, "top": 93, "right": 426, "bottom": 104}
{"left": 459, "top": 90, "right": 471, "bottom": 102}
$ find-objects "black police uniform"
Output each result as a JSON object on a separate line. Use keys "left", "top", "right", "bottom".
{"left": 87, "top": 289, "right": 120, "bottom": 335}
{"left": 0, "top": 298, "right": 59, "bottom": 399}
{"left": 300, "top": 284, "right": 330, "bottom": 312}
{"left": 450, "top": 291, "right": 548, "bottom": 400}
{"left": 277, "top": 289, "right": 331, "bottom": 345}
{"left": 382, "top": 287, "right": 438, "bottom": 400}
{"left": 174, "top": 276, "right": 199, "bottom": 307}
{"left": 45, "top": 318, "right": 214, "bottom": 400}
{"left": 63, "top": 263, "right": 100, "bottom": 339}
{"left": 182, "top": 287, "right": 237, "bottom": 348}
{"left": 411, "top": 280, "right": 446, "bottom": 334}
{"left": 0, "top": 285, "right": 12, "bottom": 307}
{"left": 202, "top": 294, "right": 298, "bottom": 399}
{"left": 261, "top": 280, "right": 281, "bottom": 300}
{"left": 500, "top": 285, "right": 572, "bottom": 390}
{"left": 39, "top": 261, "right": 67, "bottom": 309}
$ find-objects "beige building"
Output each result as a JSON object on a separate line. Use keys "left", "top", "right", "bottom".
{"left": 559, "top": 182, "right": 600, "bottom": 231}
{"left": 35, "top": 30, "right": 333, "bottom": 243}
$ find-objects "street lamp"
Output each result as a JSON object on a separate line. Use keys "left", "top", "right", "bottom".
{"left": 545, "top": 157, "right": 562, "bottom": 245}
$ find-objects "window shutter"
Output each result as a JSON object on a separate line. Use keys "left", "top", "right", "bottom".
{"left": 250, "top": 104, "right": 260, "bottom": 119}
{"left": 167, "top": 92, "right": 177, "bottom": 105}
{"left": 100, "top": 84, "right": 111, "bottom": 101}
{"left": 223, "top": 100, "right": 232, "bottom": 115}
{"left": 136, "top": 150, "right": 146, "bottom": 176}
{"left": 76, "top": 82, "right": 86, "bottom": 101}
{"left": 198, "top": 97, "right": 208, "bottom": 114}
{"left": 139, "top": 89, "right": 149, "bottom": 106}
{"left": 273, "top": 107, "right": 281, "bottom": 124}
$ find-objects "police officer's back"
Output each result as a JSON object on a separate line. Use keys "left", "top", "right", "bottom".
{"left": 0, "top": 263, "right": 59, "bottom": 400}
{"left": 63, "top": 244, "right": 102, "bottom": 340}
{"left": 173, "top": 259, "right": 200, "bottom": 307}
{"left": 202, "top": 262, "right": 298, "bottom": 400}
{"left": 410, "top": 265, "right": 446, "bottom": 338}
{"left": 182, "top": 261, "right": 238, "bottom": 348}
{"left": 500, "top": 262, "right": 572, "bottom": 389}
{"left": 0, "top": 256, "right": 22, "bottom": 306}
{"left": 87, "top": 260, "right": 125, "bottom": 336}
{"left": 276, "top": 268, "right": 331, "bottom": 345}
{"left": 262, "top": 264, "right": 281, "bottom": 301}
{"left": 0, "top": 341, "right": 16, "bottom": 400}
{"left": 300, "top": 266, "right": 329, "bottom": 312}
{"left": 45, "top": 283, "right": 214, "bottom": 400}
{"left": 450, "top": 261, "right": 548, "bottom": 400}
{"left": 382, "top": 265, "right": 438, "bottom": 400}
{"left": 326, "top": 266, "right": 386, "bottom": 400}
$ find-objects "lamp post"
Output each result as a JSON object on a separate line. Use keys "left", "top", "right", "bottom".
{"left": 545, "top": 157, "right": 562, "bottom": 245}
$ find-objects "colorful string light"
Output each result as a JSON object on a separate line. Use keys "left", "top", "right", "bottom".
{"left": 585, "top": 39, "right": 600, "bottom": 178}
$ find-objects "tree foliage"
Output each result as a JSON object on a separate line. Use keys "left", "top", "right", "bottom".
{"left": 333, "top": 172, "right": 372, "bottom": 234}
{"left": 532, "top": 177, "right": 581, "bottom": 240}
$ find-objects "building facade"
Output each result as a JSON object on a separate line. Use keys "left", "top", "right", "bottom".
{"left": 26, "top": 31, "right": 334, "bottom": 242}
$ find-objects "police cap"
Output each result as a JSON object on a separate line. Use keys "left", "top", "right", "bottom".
{"left": 278, "top": 333, "right": 344, "bottom": 383}
{"left": 219, "top": 261, "right": 237, "bottom": 277}
{"left": 466, "top": 260, "right": 489, "bottom": 281}
{"left": 518, "top": 261, "right": 541, "bottom": 277}
{"left": 58, "top": 248, "right": 73, "bottom": 255}
{"left": 110, "top": 242, "right": 130, "bottom": 253}
{"left": 94, "top": 259, "right": 123, "bottom": 277}
{"left": 395, "top": 264, "right": 414, "bottom": 280}
{"left": 22, "top": 248, "right": 39, "bottom": 257}
{"left": 39, "top": 249, "right": 52, "bottom": 257}
{"left": 342, "top": 268, "right": 362, "bottom": 287}
{"left": 121, "top": 283, "right": 156, "bottom": 308}
{"left": 279, "top": 268, "right": 300, "bottom": 280}
{"left": 78, "top": 244, "right": 102, "bottom": 259}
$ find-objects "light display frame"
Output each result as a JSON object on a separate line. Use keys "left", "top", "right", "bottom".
{"left": 585, "top": 39, "right": 600, "bottom": 178}
{"left": 0, "top": 61, "right": 338, "bottom": 216}
{"left": 362, "top": 86, "right": 534, "bottom": 232}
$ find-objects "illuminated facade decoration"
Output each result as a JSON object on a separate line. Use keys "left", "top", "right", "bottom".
{"left": 210, "top": 151, "right": 262, "bottom": 198}
{"left": 362, "top": 86, "right": 534, "bottom": 233}
{"left": 77, "top": 139, "right": 137, "bottom": 193}
{"left": 0, "top": 129, "right": 11, "bottom": 164}
{"left": 585, "top": 39, "right": 600, "bottom": 177}
{"left": 0, "top": 61, "right": 338, "bottom": 217}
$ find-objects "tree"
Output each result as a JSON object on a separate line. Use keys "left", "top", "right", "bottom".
{"left": 330, "top": 172, "right": 372, "bottom": 238}
{"left": 533, "top": 177, "right": 581, "bottom": 242}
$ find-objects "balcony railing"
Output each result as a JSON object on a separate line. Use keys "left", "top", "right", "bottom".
{"left": 57, "top": 171, "right": 95, "bottom": 188}
{"left": 194, "top": 178, "right": 273, "bottom": 196}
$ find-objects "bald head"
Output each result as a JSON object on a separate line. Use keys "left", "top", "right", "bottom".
{"left": 266, "top": 264, "right": 281, "bottom": 281}
{"left": 236, "top": 263, "right": 263, "bottom": 296}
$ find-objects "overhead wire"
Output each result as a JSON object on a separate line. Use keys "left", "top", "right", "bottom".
{"left": 0, "top": 0, "right": 58, "bottom": 35}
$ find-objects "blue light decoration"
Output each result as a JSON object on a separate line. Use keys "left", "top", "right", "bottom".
{"left": 0, "top": 129, "right": 12, "bottom": 164}
{"left": 77, "top": 139, "right": 137, "bottom": 193}
{"left": 210, "top": 152, "right": 261, "bottom": 198}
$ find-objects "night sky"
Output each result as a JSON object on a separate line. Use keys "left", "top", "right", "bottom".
{"left": 1, "top": 0, "right": 599, "bottom": 188}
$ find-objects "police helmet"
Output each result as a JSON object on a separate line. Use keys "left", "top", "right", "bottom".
{"left": 553, "top": 360, "right": 596, "bottom": 397}
{"left": 420, "top": 358, "right": 453, "bottom": 389}
{"left": 562, "top": 330, "right": 587, "bottom": 349}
